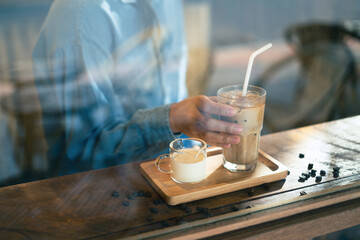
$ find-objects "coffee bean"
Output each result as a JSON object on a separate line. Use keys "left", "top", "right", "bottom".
{"left": 320, "top": 170, "right": 326, "bottom": 176}
{"left": 150, "top": 207, "right": 158, "bottom": 214}
{"left": 300, "top": 191, "right": 307, "bottom": 196}
{"left": 185, "top": 207, "right": 192, "bottom": 214}
{"left": 111, "top": 191, "right": 119, "bottom": 197}
{"left": 196, "top": 206, "right": 204, "bottom": 212}
{"left": 301, "top": 172, "right": 310, "bottom": 179}
{"left": 333, "top": 172, "right": 339, "bottom": 178}
{"left": 315, "top": 176, "right": 322, "bottom": 182}
{"left": 247, "top": 188, "right": 254, "bottom": 197}
{"left": 299, "top": 153, "right": 305, "bottom": 159}
{"left": 307, "top": 163, "right": 313, "bottom": 170}
{"left": 333, "top": 167, "right": 340, "bottom": 172}
{"left": 137, "top": 190, "right": 144, "bottom": 197}
{"left": 127, "top": 194, "right": 135, "bottom": 200}
{"left": 203, "top": 208, "right": 211, "bottom": 216}
{"left": 287, "top": 170, "right": 291, "bottom": 175}
{"left": 298, "top": 175, "right": 307, "bottom": 182}
{"left": 231, "top": 204, "right": 239, "bottom": 211}
{"left": 122, "top": 201, "right": 130, "bottom": 206}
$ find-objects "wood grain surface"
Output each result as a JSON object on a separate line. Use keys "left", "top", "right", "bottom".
{"left": 0, "top": 116, "right": 359, "bottom": 240}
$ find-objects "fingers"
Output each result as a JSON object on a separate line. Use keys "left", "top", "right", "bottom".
{"left": 196, "top": 95, "right": 235, "bottom": 117}
{"left": 204, "top": 118, "right": 242, "bottom": 135}
{"left": 202, "top": 131, "right": 240, "bottom": 146}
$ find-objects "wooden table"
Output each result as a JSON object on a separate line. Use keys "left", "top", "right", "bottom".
{"left": 0, "top": 116, "right": 359, "bottom": 240}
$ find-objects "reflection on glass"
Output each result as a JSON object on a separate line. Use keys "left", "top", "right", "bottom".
{"left": 0, "top": 0, "right": 359, "bottom": 186}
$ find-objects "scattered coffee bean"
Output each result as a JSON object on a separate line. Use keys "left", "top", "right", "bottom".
{"left": 185, "top": 207, "right": 192, "bottom": 214}
{"left": 287, "top": 170, "right": 291, "bottom": 175}
{"left": 162, "top": 221, "right": 169, "bottom": 227}
{"left": 315, "top": 176, "right": 322, "bottom": 182}
{"left": 204, "top": 208, "right": 211, "bottom": 216}
{"left": 301, "top": 172, "right": 310, "bottom": 179}
{"left": 311, "top": 169, "right": 317, "bottom": 175}
{"left": 122, "top": 201, "right": 130, "bottom": 206}
{"left": 298, "top": 175, "right": 307, "bottom": 182}
{"left": 300, "top": 191, "right": 307, "bottom": 196}
{"left": 137, "top": 190, "right": 144, "bottom": 197}
{"left": 146, "top": 215, "right": 153, "bottom": 222}
{"left": 333, "top": 172, "right": 339, "bottom": 178}
{"left": 144, "top": 191, "right": 152, "bottom": 198}
{"left": 111, "top": 191, "right": 120, "bottom": 198}
{"left": 127, "top": 194, "right": 135, "bottom": 200}
{"left": 307, "top": 163, "right": 313, "bottom": 170}
{"left": 320, "top": 170, "right": 326, "bottom": 176}
{"left": 196, "top": 206, "right": 204, "bottom": 212}
{"left": 333, "top": 167, "right": 340, "bottom": 172}
{"left": 231, "top": 204, "right": 239, "bottom": 211}
{"left": 150, "top": 207, "right": 158, "bottom": 214}
{"left": 299, "top": 153, "right": 305, "bottom": 159}
{"left": 247, "top": 188, "right": 254, "bottom": 197}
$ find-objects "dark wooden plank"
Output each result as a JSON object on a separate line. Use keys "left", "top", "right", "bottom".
{"left": 0, "top": 115, "right": 358, "bottom": 239}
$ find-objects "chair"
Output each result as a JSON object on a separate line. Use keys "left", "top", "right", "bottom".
{"left": 256, "top": 22, "right": 360, "bottom": 133}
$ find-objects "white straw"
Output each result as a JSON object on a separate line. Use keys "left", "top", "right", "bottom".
{"left": 242, "top": 43, "right": 272, "bottom": 96}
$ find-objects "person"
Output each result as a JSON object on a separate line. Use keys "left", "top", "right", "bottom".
{"left": 32, "top": 0, "right": 242, "bottom": 176}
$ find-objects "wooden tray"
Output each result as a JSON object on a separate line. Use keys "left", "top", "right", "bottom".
{"left": 140, "top": 147, "right": 288, "bottom": 205}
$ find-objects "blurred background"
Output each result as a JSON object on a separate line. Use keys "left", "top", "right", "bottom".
{"left": 0, "top": 0, "right": 359, "bottom": 186}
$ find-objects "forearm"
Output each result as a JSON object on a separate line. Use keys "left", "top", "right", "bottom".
{"left": 77, "top": 104, "right": 177, "bottom": 168}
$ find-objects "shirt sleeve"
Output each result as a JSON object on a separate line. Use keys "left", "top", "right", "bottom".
{"left": 35, "top": 40, "right": 178, "bottom": 172}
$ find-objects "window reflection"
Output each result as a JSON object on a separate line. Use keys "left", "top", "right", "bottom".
{"left": 0, "top": 0, "right": 359, "bottom": 186}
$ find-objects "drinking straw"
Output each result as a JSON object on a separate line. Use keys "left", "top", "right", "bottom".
{"left": 242, "top": 43, "right": 272, "bottom": 96}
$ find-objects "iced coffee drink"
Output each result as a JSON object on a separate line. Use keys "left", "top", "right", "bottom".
{"left": 217, "top": 85, "right": 266, "bottom": 172}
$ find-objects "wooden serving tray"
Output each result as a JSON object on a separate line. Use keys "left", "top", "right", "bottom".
{"left": 140, "top": 147, "right": 288, "bottom": 205}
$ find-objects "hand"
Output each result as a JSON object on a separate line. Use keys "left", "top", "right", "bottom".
{"left": 169, "top": 95, "right": 242, "bottom": 148}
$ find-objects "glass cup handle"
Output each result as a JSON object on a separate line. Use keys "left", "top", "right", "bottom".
{"left": 155, "top": 154, "right": 171, "bottom": 173}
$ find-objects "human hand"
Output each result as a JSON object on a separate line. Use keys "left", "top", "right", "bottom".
{"left": 169, "top": 95, "right": 242, "bottom": 148}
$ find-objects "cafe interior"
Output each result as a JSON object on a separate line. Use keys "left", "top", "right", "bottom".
{"left": 0, "top": 0, "right": 359, "bottom": 239}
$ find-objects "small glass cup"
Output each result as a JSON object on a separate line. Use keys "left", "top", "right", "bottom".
{"left": 155, "top": 138, "right": 207, "bottom": 183}
{"left": 217, "top": 85, "right": 266, "bottom": 172}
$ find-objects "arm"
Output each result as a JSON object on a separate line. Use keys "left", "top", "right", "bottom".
{"left": 35, "top": 41, "right": 179, "bottom": 171}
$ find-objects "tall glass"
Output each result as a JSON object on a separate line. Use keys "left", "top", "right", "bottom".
{"left": 217, "top": 85, "right": 266, "bottom": 172}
